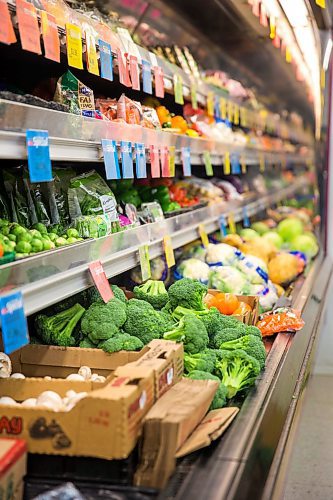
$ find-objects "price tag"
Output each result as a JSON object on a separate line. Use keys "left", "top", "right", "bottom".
{"left": 121, "top": 141, "right": 134, "bottom": 179}
{"left": 139, "top": 245, "right": 151, "bottom": 282}
{"left": 86, "top": 33, "right": 99, "bottom": 76}
{"left": 153, "top": 66, "right": 165, "bottom": 98}
{"left": 203, "top": 151, "right": 213, "bottom": 176}
{"left": 89, "top": 261, "right": 114, "bottom": 303}
{"left": 207, "top": 92, "right": 214, "bottom": 117}
{"left": 231, "top": 155, "right": 241, "bottom": 175}
{"left": 190, "top": 82, "right": 198, "bottom": 110}
{"left": 66, "top": 23, "right": 83, "bottom": 69}
{"left": 117, "top": 48, "right": 131, "bottom": 87}
{"left": 135, "top": 143, "right": 147, "bottom": 178}
{"left": 241, "top": 156, "right": 247, "bottom": 174}
{"left": 16, "top": 0, "right": 41, "bottom": 54}
{"left": 240, "top": 107, "right": 247, "bottom": 127}
{"left": 234, "top": 105, "right": 240, "bottom": 125}
{"left": 142, "top": 60, "right": 152, "bottom": 94}
{"left": 228, "top": 213, "right": 236, "bottom": 234}
{"left": 214, "top": 96, "right": 221, "bottom": 120}
{"left": 129, "top": 55, "right": 140, "bottom": 90}
{"left": 41, "top": 11, "right": 60, "bottom": 63}
{"left": 227, "top": 101, "right": 233, "bottom": 122}
{"left": 181, "top": 147, "right": 192, "bottom": 177}
{"left": 169, "top": 146, "right": 176, "bottom": 177}
{"left": 198, "top": 224, "right": 209, "bottom": 248}
{"left": 0, "top": 0, "right": 16, "bottom": 45}
{"left": 163, "top": 235, "right": 175, "bottom": 268}
{"left": 99, "top": 40, "right": 113, "bottom": 81}
{"left": 174, "top": 74, "right": 184, "bottom": 105}
{"left": 220, "top": 98, "right": 227, "bottom": 120}
{"left": 242, "top": 207, "right": 250, "bottom": 228}
{"left": 150, "top": 145, "right": 160, "bottom": 178}
{"left": 102, "top": 139, "right": 120, "bottom": 180}
{"left": 26, "top": 130, "right": 52, "bottom": 183}
{"left": 223, "top": 151, "right": 231, "bottom": 175}
{"left": 316, "top": 0, "right": 326, "bottom": 7}
{"left": 161, "top": 146, "right": 170, "bottom": 177}
{"left": 259, "top": 154, "right": 265, "bottom": 172}
{"left": 0, "top": 291, "right": 29, "bottom": 354}
{"left": 219, "top": 215, "right": 227, "bottom": 237}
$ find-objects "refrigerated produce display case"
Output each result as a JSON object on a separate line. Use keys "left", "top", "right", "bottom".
{"left": 0, "top": 0, "right": 331, "bottom": 499}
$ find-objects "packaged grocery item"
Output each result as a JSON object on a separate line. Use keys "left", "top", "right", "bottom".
{"left": 117, "top": 94, "right": 142, "bottom": 125}
{"left": 256, "top": 307, "right": 305, "bottom": 337}
{"left": 142, "top": 106, "right": 161, "bottom": 129}
{"left": 0, "top": 438, "right": 27, "bottom": 500}
{"left": 95, "top": 98, "right": 118, "bottom": 121}
{"left": 54, "top": 70, "right": 95, "bottom": 116}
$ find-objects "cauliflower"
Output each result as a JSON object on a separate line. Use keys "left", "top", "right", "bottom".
{"left": 177, "top": 259, "right": 210, "bottom": 283}
{"left": 236, "top": 255, "right": 268, "bottom": 285}
{"left": 209, "top": 266, "right": 248, "bottom": 294}
{"left": 258, "top": 281, "right": 278, "bottom": 311}
{"left": 205, "top": 243, "right": 238, "bottom": 265}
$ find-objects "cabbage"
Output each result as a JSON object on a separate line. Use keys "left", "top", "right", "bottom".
{"left": 251, "top": 222, "right": 269, "bottom": 235}
{"left": 208, "top": 266, "right": 248, "bottom": 294}
{"left": 240, "top": 228, "right": 259, "bottom": 240}
{"left": 290, "top": 235, "right": 319, "bottom": 259}
{"left": 205, "top": 243, "right": 238, "bottom": 265}
{"left": 236, "top": 255, "right": 268, "bottom": 284}
{"left": 177, "top": 258, "right": 210, "bottom": 282}
{"left": 262, "top": 231, "right": 283, "bottom": 249}
{"left": 277, "top": 218, "right": 303, "bottom": 242}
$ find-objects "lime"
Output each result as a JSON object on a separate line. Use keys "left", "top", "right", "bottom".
{"left": 30, "top": 238, "right": 43, "bottom": 252}
{"left": 10, "top": 226, "right": 26, "bottom": 237}
{"left": 55, "top": 237, "right": 67, "bottom": 247}
{"left": 42, "top": 239, "right": 55, "bottom": 251}
{"left": 17, "top": 232, "right": 32, "bottom": 243}
{"left": 29, "top": 229, "right": 42, "bottom": 239}
{"left": 32, "top": 223, "right": 48, "bottom": 234}
{"left": 16, "top": 241, "right": 32, "bottom": 254}
{"left": 67, "top": 228, "right": 79, "bottom": 239}
{"left": 48, "top": 233, "right": 58, "bottom": 242}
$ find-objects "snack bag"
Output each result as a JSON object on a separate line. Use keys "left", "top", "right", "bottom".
{"left": 256, "top": 307, "right": 305, "bottom": 337}
{"left": 117, "top": 94, "right": 142, "bottom": 125}
{"left": 54, "top": 70, "right": 95, "bottom": 116}
{"left": 96, "top": 98, "right": 118, "bottom": 121}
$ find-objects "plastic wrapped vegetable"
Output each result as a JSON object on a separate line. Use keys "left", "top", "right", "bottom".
{"left": 268, "top": 253, "right": 300, "bottom": 285}
{"left": 257, "top": 307, "right": 305, "bottom": 337}
{"left": 177, "top": 258, "right": 210, "bottom": 283}
{"left": 205, "top": 243, "right": 238, "bottom": 265}
{"left": 258, "top": 282, "right": 279, "bottom": 312}
{"left": 236, "top": 254, "right": 268, "bottom": 285}
{"left": 209, "top": 266, "right": 248, "bottom": 294}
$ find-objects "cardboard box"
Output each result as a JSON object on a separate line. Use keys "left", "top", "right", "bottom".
{"left": 114, "top": 339, "right": 184, "bottom": 400}
{"left": 0, "top": 438, "right": 27, "bottom": 500}
{"left": 134, "top": 378, "right": 218, "bottom": 488}
{"left": 208, "top": 290, "right": 259, "bottom": 325}
{"left": 0, "top": 373, "right": 154, "bottom": 460}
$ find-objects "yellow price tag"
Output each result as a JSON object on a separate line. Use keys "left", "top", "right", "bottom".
{"left": 198, "top": 224, "right": 209, "bottom": 248}
{"left": 139, "top": 245, "right": 151, "bottom": 282}
{"left": 234, "top": 105, "right": 240, "bottom": 125}
{"left": 285, "top": 46, "right": 292, "bottom": 63}
{"left": 316, "top": 0, "right": 326, "bottom": 7}
{"left": 321, "top": 69, "right": 326, "bottom": 89}
{"left": 228, "top": 214, "right": 236, "bottom": 234}
{"left": 227, "top": 101, "right": 234, "bottom": 122}
{"left": 240, "top": 107, "right": 247, "bottom": 127}
{"left": 259, "top": 154, "right": 265, "bottom": 172}
{"left": 269, "top": 16, "right": 276, "bottom": 39}
{"left": 224, "top": 151, "right": 231, "bottom": 175}
{"left": 169, "top": 146, "right": 176, "bottom": 177}
{"left": 240, "top": 155, "right": 247, "bottom": 174}
{"left": 174, "top": 74, "right": 184, "bottom": 105}
{"left": 66, "top": 23, "right": 83, "bottom": 69}
{"left": 86, "top": 33, "right": 99, "bottom": 76}
{"left": 220, "top": 98, "right": 227, "bottom": 120}
{"left": 163, "top": 235, "right": 175, "bottom": 268}
{"left": 207, "top": 92, "right": 215, "bottom": 117}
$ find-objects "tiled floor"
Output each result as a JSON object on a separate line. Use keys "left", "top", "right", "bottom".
{"left": 283, "top": 374, "right": 333, "bottom": 499}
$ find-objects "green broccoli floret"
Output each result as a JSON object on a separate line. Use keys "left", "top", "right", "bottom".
{"left": 184, "top": 349, "right": 217, "bottom": 373}
{"left": 211, "top": 328, "right": 245, "bottom": 349}
{"left": 123, "top": 298, "right": 166, "bottom": 344}
{"left": 187, "top": 370, "right": 228, "bottom": 409}
{"left": 35, "top": 304, "right": 85, "bottom": 347}
{"left": 220, "top": 334, "right": 266, "bottom": 369}
{"left": 215, "top": 349, "right": 261, "bottom": 399}
{"left": 244, "top": 325, "right": 262, "bottom": 338}
{"left": 158, "top": 310, "right": 177, "bottom": 331}
{"left": 84, "top": 284, "right": 127, "bottom": 306}
{"left": 201, "top": 308, "right": 244, "bottom": 337}
{"left": 79, "top": 338, "right": 96, "bottom": 348}
{"left": 133, "top": 280, "right": 168, "bottom": 309}
{"left": 98, "top": 332, "right": 143, "bottom": 353}
{"left": 167, "top": 278, "right": 208, "bottom": 311}
{"left": 111, "top": 285, "right": 127, "bottom": 303}
{"left": 81, "top": 298, "right": 126, "bottom": 344}
{"left": 163, "top": 313, "right": 208, "bottom": 354}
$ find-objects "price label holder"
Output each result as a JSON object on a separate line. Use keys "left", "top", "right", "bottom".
{"left": 99, "top": 40, "right": 113, "bottom": 81}
{"left": 142, "top": 60, "right": 153, "bottom": 94}
{"left": 169, "top": 146, "right": 176, "bottom": 177}
{"left": 198, "top": 224, "right": 209, "bottom": 248}
{"left": 41, "top": 11, "right": 60, "bottom": 62}
{"left": 117, "top": 48, "right": 131, "bottom": 87}
{"left": 231, "top": 154, "right": 241, "bottom": 175}
{"left": 316, "top": 0, "right": 326, "bottom": 7}
{"left": 259, "top": 154, "right": 265, "bottom": 173}
{"left": 139, "top": 245, "right": 151, "bottom": 282}
{"left": 214, "top": 95, "right": 221, "bottom": 120}
{"left": 174, "top": 74, "right": 184, "bottom": 105}
{"left": 86, "top": 32, "right": 99, "bottom": 76}
{"left": 241, "top": 155, "right": 247, "bottom": 174}
{"left": 228, "top": 213, "right": 236, "bottom": 234}
{"left": 223, "top": 151, "right": 231, "bottom": 175}
{"left": 190, "top": 82, "right": 198, "bottom": 110}
{"left": 163, "top": 235, "right": 175, "bottom": 268}
{"left": 242, "top": 207, "right": 250, "bottom": 228}
{"left": 129, "top": 55, "right": 140, "bottom": 90}
{"left": 181, "top": 146, "right": 192, "bottom": 177}
{"left": 26, "top": 130, "right": 52, "bottom": 183}
{"left": 234, "top": 105, "right": 240, "bottom": 125}
{"left": 203, "top": 151, "right": 213, "bottom": 176}
{"left": 227, "top": 101, "right": 234, "bottom": 123}
{"left": 16, "top": 0, "right": 41, "bottom": 54}
{"left": 150, "top": 145, "right": 160, "bottom": 178}
{"left": 0, "top": 0, "right": 16, "bottom": 45}
{"left": 0, "top": 291, "right": 29, "bottom": 355}
{"left": 89, "top": 261, "right": 114, "bottom": 303}
{"left": 219, "top": 215, "right": 227, "bottom": 238}
{"left": 66, "top": 23, "right": 83, "bottom": 69}
{"left": 135, "top": 143, "right": 147, "bottom": 178}
{"left": 207, "top": 92, "right": 214, "bottom": 117}
{"left": 102, "top": 139, "right": 120, "bottom": 180}
{"left": 120, "top": 141, "right": 134, "bottom": 179}
{"left": 153, "top": 66, "right": 165, "bottom": 98}
{"left": 161, "top": 146, "right": 170, "bottom": 177}
{"left": 220, "top": 98, "right": 227, "bottom": 120}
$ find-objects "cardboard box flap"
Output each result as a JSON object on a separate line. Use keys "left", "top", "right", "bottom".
{"left": 175, "top": 407, "right": 239, "bottom": 458}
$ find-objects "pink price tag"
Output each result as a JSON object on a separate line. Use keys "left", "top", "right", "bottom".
{"left": 161, "top": 146, "right": 170, "bottom": 177}
{"left": 88, "top": 261, "right": 114, "bottom": 303}
{"left": 150, "top": 145, "right": 161, "bottom": 178}
{"left": 153, "top": 66, "right": 165, "bottom": 98}
{"left": 117, "top": 48, "right": 131, "bottom": 87}
{"left": 129, "top": 55, "right": 140, "bottom": 91}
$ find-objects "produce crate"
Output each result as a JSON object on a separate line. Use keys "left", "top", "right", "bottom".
{"left": 208, "top": 290, "right": 259, "bottom": 325}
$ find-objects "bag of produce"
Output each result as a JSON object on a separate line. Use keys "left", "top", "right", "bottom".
{"left": 4, "top": 169, "right": 31, "bottom": 227}
{"left": 176, "top": 258, "right": 210, "bottom": 283}
{"left": 208, "top": 266, "right": 248, "bottom": 294}
{"left": 257, "top": 307, "right": 305, "bottom": 337}
{"left": 235, "top": 254, "right": 268, "bottom": 284}
{"left": 205, "top": 243, "right": 239, "bottom": 265}
{"left": 54, "top": 70, "right": 95, "bottom": 116}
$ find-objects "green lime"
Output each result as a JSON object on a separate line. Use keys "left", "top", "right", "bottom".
{"left": 30, "top": 238, "right": 43, "bottom": 252}
{"left": 10, "top": 226, "right": 26, "bottom": 237}
{"left": 32, "top": 223, "right": 48, "bottom": 234}
{"left": 42, "top": 239, "right": 55, "bottom": 251}
{"left": 17, "top": 232, "right": 32, "bottom": 243}
{"left": 55, "top": 237, "right": 67, "bottom": 247}
{"left": 48, "top": 233, "right": 58, "bottom": 242}
{"left": 16, "top": 240, "right": 32, "bottom": 254}
{"left": 29, "top": 229, "right": 42, "bottom": 239}
{"left": 67, "top": 228, "right": 79, "bottom": 239}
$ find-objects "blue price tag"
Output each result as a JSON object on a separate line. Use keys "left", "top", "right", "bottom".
{"left": 214, "top": 96, "right": 221, "bottom": 119}
{"left": 0, "top": 291, "right": 29, "bottom": 355}
{"left": 231, "top": 154, "right": 241, "bottom": 174}
{"left": 102, "top": 139, "right": 120, "bottom": 179}
{"left": 243, "top": 207, "right": 250, "bottom": 227}
{"left": 121, "top": 141, "right": 134, "bottom": 179}
{"left": 142, "top": 59, "right": 152, "bottom": 94}
{"left": 181, "top": 147, "right": 192, "bottom": 177}
{"left": 135, "top": 143, "right": 147, "bottom": 178}
{"left": 26, "top": 130, "right": 52, "bottom": 183}
{"left": 219, "top": 215, "right": 227, "bottom": 237}
{"left": 98, "top": 39, "right": 113, "bottom": 81}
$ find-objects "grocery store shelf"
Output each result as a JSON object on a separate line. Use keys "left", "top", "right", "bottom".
{"left": 0, "top": 177, "right": 308, "bottom": 315}
{"left": 0, "top": 100, "right": 313, "bottom": 165}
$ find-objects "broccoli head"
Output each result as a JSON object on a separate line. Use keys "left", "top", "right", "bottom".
{"left": 111, "top": 285, "right": 127, "bottom": 303}
{"left": 98, "top": 333, "right": 143, "bottom": 353}
{"left": 35, "top": 303, "right": 85, "bottom": 347}
{"left": 79, "top": 338, "right": 96, "bottom": 348}
{"left": 244, "top": 325, "right": 262, "bottom": 338}
{"left": 201, "top": 308, "right": 245, "bottom": 337}
{"left": 220, "top": 334, "right": 266, "bottom": 369}
{"left": 187, "top": 370, "right": 228, "bottom": 409}
{"left": 123, "top": 299, "right": 166, "bottom": 344}
{"left": 84, "top": 284, "right": 127, "bottom": 306}
{"left": 215, "top": 349, "right": 260, "bottom": 399}
{"left": 133, "top": 280, "right": 168, "bottom": 309}
{"left": 184, "top": 349, "right": 217, "bottom": 374}
{"left": 167, "top": 278, "right": 207, "bottom": 311}
{"left": 211, "top": 328, "right": 245, "bottom": 349}
{"left": 163, "top": 313, "right": 208, "bottom": 354}
{"left": 81, "top": 298, "right": 126, "bottom": 343}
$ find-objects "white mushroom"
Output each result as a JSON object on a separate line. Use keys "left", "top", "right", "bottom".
{"left": 0, "top": 353, "right": 12, "bottom": 378}
{"left": 44, "top": 376, "right": 52, "bottom": 381}
{"left": 90, "top": 373, "right": 102, "bottom": 381}
{"left": 91, "top": 375, "right": 106, "bottom": 383}
{"left": 78, "top": 366, "right": 91, "bottom": 380}
{"left": 65, "top": 390, "right": 76, "bottom": 399}
{"left": 37, "top": 391, "right": 63, "bottom": 411}
{"left": 66, "top": 374, "right": 85, "bottom": 382}
{"left": 65, "top": 391, "right": 88, "bottom": 411}
{"left": 10, "top": 373, "right": 25, "bottom": 379}
{"left": 0, "top": 396, "right": 17, "bottom": 406}
{"left": 21, "top": 398, "right": 37, "bottom": 408}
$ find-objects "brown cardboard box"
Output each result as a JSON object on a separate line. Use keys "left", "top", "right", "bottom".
{"left": 0, "top": 372, "right": 154, "bottom": 460}
{"left": 0, "top": 438, "right": 27, "bottom": 500}
{"left": 134, "top": 378, "right": 218, "bottom": 488}
{"left": 208, "top": 289, "right": 259, "bottom": 325}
